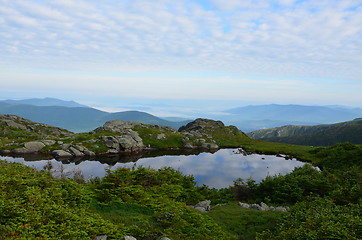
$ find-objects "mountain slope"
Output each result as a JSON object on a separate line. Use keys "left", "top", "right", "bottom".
{"left": 248, "top": 118, "right": 362, "bottom": 146}
{"left": 0, "top": 102, "right": 189, "bottom": 132}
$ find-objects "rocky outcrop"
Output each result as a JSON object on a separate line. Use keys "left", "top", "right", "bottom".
{"left": 238, "top": 202, "right": 290, "bottom": 212}
{"left": 179, "top": 118, "right": 225, "bottom": 132}
{"left": 0, "top": 115, "right": 72, "bottom": 136}
{"left": 95, "top": 120, "right": 144, "bottom": 153}
{"left": 100, "top": 130, "right": 144, "bottom": 153}
{"left": 178, "top": 119, "right": 227, "bottom": 149}
{"left": 51, "top": 144, "right": 95, "bottom": 158}
{"left": 95, "top": 120, "right": 140, "bottom": 132}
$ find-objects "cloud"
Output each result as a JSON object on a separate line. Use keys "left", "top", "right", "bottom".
{"left": 0, "top": 0, "right": 361, "bottom": 107}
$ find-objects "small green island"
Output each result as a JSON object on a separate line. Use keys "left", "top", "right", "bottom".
{"left": 0, "top": 114, "right": 361, "bottom": 239}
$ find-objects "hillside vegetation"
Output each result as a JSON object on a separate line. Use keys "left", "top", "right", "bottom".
{"left": 0, "top": 141, "right": 361, "bottom": 239}
{"left": 248, "top": 118, "right": 362, "bottom": 146}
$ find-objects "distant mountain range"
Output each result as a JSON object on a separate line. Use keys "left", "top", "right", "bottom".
{"left": 1, "top": 98, "right": 362, "bottom": 135}
{"left": 215, "top": 104, "right": 362, "bottom": 132}
{"left": 0, "top": 98, "right": 190, "bottom": 132}
{"left": 248, "top": 118, "right": 362, "bottom": 146}
{"left": 0, "top": 97, "right": 89, "bottom": 108}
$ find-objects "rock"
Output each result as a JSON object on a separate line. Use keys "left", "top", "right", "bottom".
{"left": 52, "top": 150, "right": 73, "bottom": 158}
{"left": 101, "top": 136, "right": 120, "bottom": 150}
{"left": 83, "top": 150, "right": 96, "bottom": 156}
{"left": 183, "top": 143, "right": 195, "bottom": 148}
{"left": 96, "top": 120, "right": 140, "bottom": 133}
{"left": 275, "top": 206, "right": 290, "bottom": 212}
{"left": 12, "top": 147, "right": 30, "bottom": 154}
{"left": 249, "top": 203, "right": 262, "bottom": 211}
{"left": 238, "top": 202, "right": 250, "bottom": 208}
{"left": 179, "top": 118, "right": 225, "bottom": 132}
{"left": 68, "top": 146, "right": 84, "bottom": 157}
{"left": 42, "top": 140, "right": 56, "bottom": 146}
{"left": 101, "top": 130, "right": 144, "bottom": 153}
{"left": 124, "top": 236, "right": 137, "bottom": 240}
{"left": 3, "top": 119, "right": 27, "bottom": 130}
{"left": 74, "top": 145, "right": 87, "bottom": 152}
{"left": 201, "top": 142, "right": 219, "bottom": 149}
{"left": 238, "top": 202, "right": 289, "bottom": 212}
{"left": 95, "top": 236, "right": 107, "bottom": 240}
{"left": 193, "top": 200, "right": 211, "bottom": 212}
{"left": 260, "top": 202, "right": 270, "bottom": 211}
{"left": 61, "top": 144, "right": 71, "bottom": 150}
{"left": 157, "top": 133, "right": 166, "bottom": 139}
{"left": 0, "top": 149, "right": 11, "bottom": 154}
{"left": 160, "top": 238, "right": 171, "bottom": 240}
{"left": 12, "top": 141, "right": 46, "bottom": 154}
{"left": 117, "top": 132, "right": 144, "bottom": 151}
{"left": 24, "top": 141, "right": 46, "bottom": 152}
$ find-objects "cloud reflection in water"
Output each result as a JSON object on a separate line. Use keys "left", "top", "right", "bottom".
{"left": 2, "top": 149, "right": 306, "bottom": 189}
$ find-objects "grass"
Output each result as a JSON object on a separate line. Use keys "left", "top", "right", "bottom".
{"left": 133, "top": 125, "right": 185, "bottom": 148}
{"left": 207, "top": 202, "right": 285, "bottom": 240}
{"left": 92, "top": 202, "right": 154, "bottom": 227}
{"left": 241, "top": 139, "right": 317, "bottom": 162}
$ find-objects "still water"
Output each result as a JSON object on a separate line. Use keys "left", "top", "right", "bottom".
{"left": 1, "top": 149, "right": 307, "bottom": 189}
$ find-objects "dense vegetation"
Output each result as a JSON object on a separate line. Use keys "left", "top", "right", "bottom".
{"left": 1, "top": 142, "right": 361, "bottom": 239}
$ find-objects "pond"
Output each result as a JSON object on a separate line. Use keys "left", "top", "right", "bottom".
{"left": 1, "top": 149, "right": 308, "bottom": 189}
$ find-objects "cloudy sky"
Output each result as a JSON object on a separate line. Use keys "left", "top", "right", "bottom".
{"left": 1, "top": 0, "right": 361, "bottom": 116}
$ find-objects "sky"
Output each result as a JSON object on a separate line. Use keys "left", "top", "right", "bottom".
{"left": 1, "top": 0, "right": 361, "bottom": 117}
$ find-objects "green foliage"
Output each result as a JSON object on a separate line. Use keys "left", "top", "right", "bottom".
{"left": 257, "top": 197, "right": 362, "bottom": 240}
{"left": 208, "top": 202, "right": 285, "bottom": 240}
{"left": 0, "top": 161, "right": 125, "bottom": 239}
{"left": 92, "top": 166, "right": 234, "bottom": 239}
{"left": 310, "top": 142, "right": 362, "bottom": 169}
{"left": 0, "top": 161, "right": 233, "bottom": 239}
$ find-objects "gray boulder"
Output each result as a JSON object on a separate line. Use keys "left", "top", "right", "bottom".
{"left": 52, "top": 150, "right": 73, "bottom": 158}
{"left": 238, "top": 202, "right": 289, "bottom": 212}
{"left": 157, "top": 133, "right": 166, "bottom": 139}
{"left": 12, "top": 141, "right": 46, "bottom": 154}
{"left": 24, "top": 141, "right": 46, "bottom": 152}
{"left": 42, "top": 140, "right": 56, "bottom": 146}
{"left": 68, "top": 146, "right": 84, "bottom": 157}
{"left": 238, "top": 202, "right": 250, "bottom": 208}
{"left": 124, "top": 236, "right": 137, "bottom": 240}
{"left": 3, "top": 119, "right": 27, "bottom": 130}
{"left": 193, "top": 200, "right": 211, "bottom": 212}
{"left": 100, "top": 130, "right": 144, "bottom": 153}
{"left": 95, "top": 236, "right": 107, "bottom": 240}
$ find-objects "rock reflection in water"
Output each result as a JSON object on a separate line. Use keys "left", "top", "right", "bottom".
{"left": 1, "top": 149, "right": 306, "bottom": 189}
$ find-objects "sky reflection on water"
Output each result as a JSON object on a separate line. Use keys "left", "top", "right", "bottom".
{"left": 2, "top": 149, "right": 307, "bottom": 189}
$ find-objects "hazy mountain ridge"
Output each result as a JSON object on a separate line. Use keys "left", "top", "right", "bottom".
{"left": 0, "top": 102, "right": 190, "bottom": 132}
{"left": 215, "top": 104, "right": 362, "bottom": 132}
{"left": 248, "top": 118, "right": 362, "bottom": 146}
{"left": 0, "top": 97, "right": 89, "bottom": 108}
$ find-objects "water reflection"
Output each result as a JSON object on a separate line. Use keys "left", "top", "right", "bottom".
{"left": 1, "top": 149, "right": 307, "bottom": 189}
